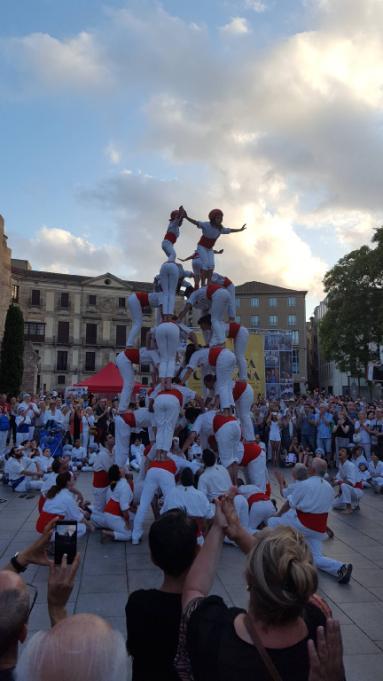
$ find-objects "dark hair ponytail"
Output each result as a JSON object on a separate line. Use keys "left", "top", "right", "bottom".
{"left": 46, "top": 472, "right": 71, "bottom": 499}
{"left": 108, "top": 464, "right": 121, "bottom": 491}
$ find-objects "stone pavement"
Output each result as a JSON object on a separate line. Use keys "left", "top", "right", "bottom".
{"left": 1, "top": 472, "right": 383, "bottom": 680}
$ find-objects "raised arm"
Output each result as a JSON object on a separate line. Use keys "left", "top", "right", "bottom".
{"left": 177, "top": 254, "right": 195, "bottom": 263}
{"left": 228, "top": 223, "right": 246, "bottom": 233}
{"left": 177, "top": 302, "right": 192, "bottom": 322}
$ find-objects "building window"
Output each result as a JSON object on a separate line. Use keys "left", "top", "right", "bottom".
{"left": 57, "top": 321, "right": 70, "bottom": 344}
{"left": 140, "top": 364, "right": 150, "bottom": 374}
{"left": 288, "top": 296, "right": 296, "bottom": 307}
{"left": 141, "top": 376, "right": 149, "bottom": 385}
{"left": 11, "top": 284, "right": 19, "bottom": 302}
{"left": 85, "top": 352, "right": 96, "bottom": 371}
{"left": 118, "top": 297, "right": 126, "bottom": 308}
{"left": 31, "top": 289, "right": 41, "bottom": 306}
{"left": 57, "top": 350, "right": 68, "bottom": 371}
{"left": 251, "top": 298, "right": 259, "bottom": 307}
{"left": 290, "top": 330, "right": 299, "bottom": 345}
{"left": 24, "top": 322, "right": 45, "bottom": 342}
{"left": 88, "top": 294, "right": 97, "bottom": 306}
{"left": 250, "top": 315, "right": 260, "bottom": 328}
{"left": 60, "top": 292, "right": 70, "bottom": 308}
{"left": 85, "top": 323, "right": 97, "bottom": 345}
{"left": 57, "top": 375, "right": 66, "bottom": 385}
{"left": 268, "top": 297, "right": 277, "bottom": 307}
{"left": 268, "top": 315, "right": 278, "bottom": 326}
{"left": 116, "top": 325, "right": 127, "bottom": 347}
{"left": 288, "top": 315, "right": 296, "bottom": 326}
{"left": 235, "top": 299, "right": 240, "bottom": 308}
{"left": 292, "top": 349, "right": 300, "bottom": 374}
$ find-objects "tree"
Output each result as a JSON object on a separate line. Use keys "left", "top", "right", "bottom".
{"left": 0, "top": 304, "right": 25, "bottom": 395}
{"left": 319, "top": 227, "right": 383, "bottom": 377}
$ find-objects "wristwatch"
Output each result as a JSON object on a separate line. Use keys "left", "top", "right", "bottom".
{"left": 10, "top": 552, "right": 27, "bottom": 573}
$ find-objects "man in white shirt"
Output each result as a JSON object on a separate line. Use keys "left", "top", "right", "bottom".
{"left": 333, "top": 447, "right": 363, "bottom": 513}
{"left": 197, "top": 449, "right": 249, "bottom": 530}
{"left": 162, "top": 468, "right": 214, "bottom": 521}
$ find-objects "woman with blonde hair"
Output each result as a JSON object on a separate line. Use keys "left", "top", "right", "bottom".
{"left": 176, "top": 497, "right": 344, "bottom": 681}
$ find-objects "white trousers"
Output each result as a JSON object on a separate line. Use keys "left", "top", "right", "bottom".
{"left": 234, "top": 327, "right": 250, "bottom": 380}
{"left": 235, "top": 384, "right": 254, "bottom": 441}
{"left": 210, "top": 289, "right": 231, "bottom": 346}
{"left": 159, "top": 262, "right": 179, "bottom": 315}
{"left": 114, "top": 416, "right": 131, "bottom": 468}
{"left": 132, "top": 467, "right": 176, "bottom": 541}
{"left": 216, "top": 420, "right": 241, "bottom": 468}
{"left": 226, "top": 284, "right": 236, "bottom": 319}
{"left": 249, "top": 500, "right": 275, "bottom": 531}
{"left": 247, "top": 455, "right": 267, "bottom": 491}
{"left": 116, "top": 351, "right": 135, "bottom": 412}
{"left": 127, "top": 294, "right": 143, "bottom": 346}
{"left": 154, "top": 394, "right": 180, "bottom": 451}
{"left": 196, "top": 244, "right": 214, "bottom": 270}
{"left": 234, "top": 494, "right": 249, "bottom": 530}
{"left": 334, "top": 484, "right": 363, "bottom": 507}
{"left": 268, "top": 511, "right": 343, "bottom": 577}
{"left": 162, "top": 239, "right": 176, "bottom": 262}
{"left": 91, "top": 510, "right": 132, "bottom": 541}
{"left": 155, "top": 323, "right": 180, "bottom": 378}
{"left": 216, "top": 350, "right": 236, "bottom": 409}
{"left": 93, "top": 486, "right": 108, "bottom": 513}
{"left": 13, "top": 478, "right": 43, "bottom": 493}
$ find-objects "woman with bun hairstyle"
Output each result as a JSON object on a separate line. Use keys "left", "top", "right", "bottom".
{"left": 176, "top": 497, "right": 345, "bottom": 681}
{"left": 182, "top": 206, "right": 246, "bottom": 286}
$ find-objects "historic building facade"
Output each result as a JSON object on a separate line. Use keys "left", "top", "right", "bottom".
{"left": 9, "top": 263, "right": 307, "bottom": 394}
{"left": 0, "top": 216, "right": 12, "bottom": 338}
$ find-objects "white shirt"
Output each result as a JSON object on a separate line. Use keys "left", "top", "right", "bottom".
{"left": 337, "top": 460, "right": 358, "bottom": 486}
{"left": 162, "top": 485, "right": 214, "bottom": 518}
{"left": 71, "top": 446, "right": 87, "bottom": 461}
{"left": 368, "top": 460, "right": 383, "bottom": 478}
{"left": 130, "top": 443, "right": 144, "bottom": 461}
{"left": 197, "top": 221, "right": 231, "bottom": 240}
{"left": 198, "top": 464, "right": 232, "bottom": 501}
{"left": 41, "top": 471, "right": 58, "bottom": 495}
{"left": 93, "top": 446, "right": 115, "bottom": 472}
{"left": 288, "top": 476, "right": 335, "bottom": 513}
{"left": 44, "top": 488, "right": 84, "bottom": 521}
{"left": 105, "top": 478, "right": 133, "bottom": 512}
{"left": 188, "top": 288, "right": 211, "bottom": 312}
{"left": 35, "top": 455, "right": 54, "bottom": 473}
{"left": 191, "top": 411, "right": 215, "bottom": 450}
{"left": 44, "top": 409, "right": 63, "bottom": 425}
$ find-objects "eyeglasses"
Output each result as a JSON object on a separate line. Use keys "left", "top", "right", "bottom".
{"left": 26, "top": 583, "right": 38, "bottom": 617}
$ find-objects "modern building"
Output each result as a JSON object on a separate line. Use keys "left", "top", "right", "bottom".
{"left": 235, "top": 281, "right": 308, "bottom": 394}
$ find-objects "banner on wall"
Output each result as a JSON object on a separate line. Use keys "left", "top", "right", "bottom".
{"left": 263, "top": 331, "right": 294, "bottom": 401}
{"left": 187, "top": 332, "right": 265, "bottom": 397}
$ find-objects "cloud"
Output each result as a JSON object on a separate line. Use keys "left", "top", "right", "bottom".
{"left": 3, "top": 31, "right": 111, "bottom": 91}
{"left": 13, "top": 227, "right": 123, "bottom": 276}
{"left": 220, "top": 17, "right": 251, "bottom": 34}
{"left": 105, "top": 143, "right": 121, "bottom": 165}
{"left": 245, "top": 0, "right": 267, "bottom": 11}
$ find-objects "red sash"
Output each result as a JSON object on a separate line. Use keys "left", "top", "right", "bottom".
{"left": 354, "top": 482, "right": 363, "bottom": 489}
{"left": 233, "top": 380, "right": 247, "bottom": 401}
{"left": 122, "top": 412, "right": 136, "bottom": 427}
{"left": 213, "top": 414, "right": 237, "bottom": 433}
{"left": 158, "top": 389, "right": 183, "bottom": 406}
{"left": 223, "top": 277, "right": 232, "bottom": 287}
{"left": 124, "top": 348, "right": 140, "bottom": 364}
{"left": 36, "top": 511, "right": 64, "bottom": 534}
{"left": 248, "top": 492, "right": 269, "bottom": 508}
{"left": 206, "top": 283, "right": 222, "bottom": 300}
{"left": 241, "top": 442, "right": 262, "bottom": 466}
{"left": 164, "top": 231, "right": 177, "bottom": 244}
{"left": 38, "top": 494, "right": 45, "bottom": 512}
{"left": 266, "top": 482, "right": 271, "bottom": 498}
{"left": 93, "top": 470, "right": 110, "bottom": 488}
{"left": 144, "top": 444, "right": 152, "bottom": 457}
{"left": 296, "top": 510, "right": 328, "bottom": 533}
{"left": 208, "top": 346, "right": 224, "bottom": 366}
{"left": 136, "top": 292, "right": 149, "bottom": 308}
{"left": 104, "top": 498, "right": 123, "bottom": 517}
{"left": 228, "top": 322, "right": 240, "bottom": 339}
{"left": 149, "top": 459, "right": 177, "bottom": 475}
{"left": 198, "top": 235, "right": 217, "bottom": 249}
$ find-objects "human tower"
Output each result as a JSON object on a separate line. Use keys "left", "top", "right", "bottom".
{"left": 113, "top": 206, "right": 269, "bottom": 544}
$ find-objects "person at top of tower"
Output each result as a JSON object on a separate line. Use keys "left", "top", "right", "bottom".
{"left": 161, "top": 206, "right": 186, "bottom": 262}
{"left": 181, "top": 206, "right": 246, "bottom": 285}
{"left": 178, "top": 248, "right": 224, "bottom": 289}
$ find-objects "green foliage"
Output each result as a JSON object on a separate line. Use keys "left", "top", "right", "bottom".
{"left": 319, "top": 227, "right": 383, "bottom": 376}
{"left": 0, "top": 304, "right": 25, "bottom": 395}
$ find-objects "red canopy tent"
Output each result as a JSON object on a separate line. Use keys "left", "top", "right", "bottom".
{"left": 74, "top": 362, "right": 143, "bottom": 395}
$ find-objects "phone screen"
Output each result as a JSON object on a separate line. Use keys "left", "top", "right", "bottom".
{"left": 54, "top": 521, "right": 77, "bottom": 565}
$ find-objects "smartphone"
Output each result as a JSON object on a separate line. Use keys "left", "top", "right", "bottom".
{"left": 54, "top": 521, "right": 77, "bottom": 565}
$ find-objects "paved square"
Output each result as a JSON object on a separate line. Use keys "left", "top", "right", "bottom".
{"left": 1, "top": 473, "right": 383, "bottom": 680}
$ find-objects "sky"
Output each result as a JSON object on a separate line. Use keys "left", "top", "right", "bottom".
{"left": 1, "top": 0, "right": 383, "bottom": 317}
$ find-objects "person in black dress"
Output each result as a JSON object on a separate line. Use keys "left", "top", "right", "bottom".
{"left": 126, "top": 509, "right": 198, "bottom": 681}
{"left": 176, "top": 498, "right": 345, "bottom": 681}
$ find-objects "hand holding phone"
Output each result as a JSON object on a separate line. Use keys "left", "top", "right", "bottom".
{"left": 54, "top": 521, "right": 77, "bottom": 565}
